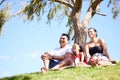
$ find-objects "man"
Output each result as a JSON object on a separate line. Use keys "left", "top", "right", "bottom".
{"left": 41, "top": 33, "right": 72, "bottom": 72}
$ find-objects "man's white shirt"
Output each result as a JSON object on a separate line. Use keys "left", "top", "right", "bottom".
{"left": 50, "top": 45, "right": 72, "bottom": 62}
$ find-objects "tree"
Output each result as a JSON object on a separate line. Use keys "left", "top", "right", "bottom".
{"left": 21, "top": 0, "right": 103, "bottom": 47}
{"left": 0, "top": 0, "right": 119, "bottom": 47}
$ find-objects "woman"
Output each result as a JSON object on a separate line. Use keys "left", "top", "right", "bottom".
{"left": 84, "top": 27, "right": 111, "bottom": 66}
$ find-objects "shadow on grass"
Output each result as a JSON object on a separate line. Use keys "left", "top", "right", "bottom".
{"left": 0, "top": 76, "right": 31, "bottom": 80}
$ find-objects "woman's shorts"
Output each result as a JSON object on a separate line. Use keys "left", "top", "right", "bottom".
{"left": 92, "top": 53, "right": 108, "bottom": 61}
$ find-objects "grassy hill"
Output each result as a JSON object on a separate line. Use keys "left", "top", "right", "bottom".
{"left": 1, "top": 63, "right": 120, "bottom": 80}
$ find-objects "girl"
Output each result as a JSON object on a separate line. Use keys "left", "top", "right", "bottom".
{"left": 71, "top": 43, "right": 84, "bottom": 66}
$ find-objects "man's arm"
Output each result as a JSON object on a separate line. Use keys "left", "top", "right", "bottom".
{"left": 52, "top": 52, "right": 72, "bottom": 60}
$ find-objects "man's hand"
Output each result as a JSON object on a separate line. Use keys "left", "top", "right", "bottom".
{"left": 41, "top": 52, "right": 53, "bottom": 60}
{"left": 64, "top": 52, "right": 72, "bottom": 58}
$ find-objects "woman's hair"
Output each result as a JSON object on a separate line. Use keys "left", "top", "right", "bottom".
{"left": 88, "top": 27, "right": 97, "bottom": 37}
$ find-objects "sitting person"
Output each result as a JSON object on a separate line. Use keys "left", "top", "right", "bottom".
{"left": 70, "top": 43, "right": 84, "bottom": 66}
{"left": 84, "top": 27, "right": 111, "bottom": 66}
{"left": 41, "top": 33, "right": 72, "bottom": 72}
{"left": 49, "top": 43, "right": 84, "bottom": 70}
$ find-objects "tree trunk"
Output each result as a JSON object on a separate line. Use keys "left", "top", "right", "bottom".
{"left": 72, "top": 11, "right": 87, "bottom": 48}
{"left": 71, "top": 0, "right": 103, "bottom": 48}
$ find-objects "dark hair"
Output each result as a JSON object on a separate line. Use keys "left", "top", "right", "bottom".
{"left": 88, "top": 27, "right": 97, "bottom": 37}
{"left": 61, "top": 33, "right": 70, "bottom": 41}
{"left": 79, "top": 46, "right": 84, "bottom": 52}
{"left": 74, "top": 43, "right": 84, "bottom": 52}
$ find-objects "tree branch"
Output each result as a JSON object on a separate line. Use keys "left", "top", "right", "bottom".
{"left": 81, "top": 0, "right": 103, "bottom": 28}
{"left": 54, "top": 0, "right": 73, "bottom": 9}
{"left": 107, "top": 0, "right": 111, "bottom": 7}
{"left": 91, "top": 0, "right": 103, "bottom": 16}
{"left": 70, "top": 0, "right": 82, "bottom": 18}
{"left": 74, "top": 0, "right": 82, "bottom": 12}
{"left": 64, "top": 5, "right": 71, "bottom": 17}
{"left": 91, "top": 0, "right": 103, "bottom": 9}
{"left": 0, "top": 0, "right": 5, "bottom": 5}
{"left": 71, "top": 0, "right": 75, "bottom": 5}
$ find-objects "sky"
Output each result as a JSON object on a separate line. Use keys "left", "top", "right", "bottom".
{"left": 0, "top": 0, "right": 120, "bottom": 78}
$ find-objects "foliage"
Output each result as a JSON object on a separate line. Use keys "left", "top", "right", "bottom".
{"left": 1, "top": 63, "right": 120, "bottom": 80}
{"left": 22, "top": 0, "right": 75, "bottom": 39}
{"left": 66, "top": 17, "right": 74, "bottom": 40}
{"left": 0, "top": 4, "right": 11, "bottom": 35}
{"left": 108, "top": 0, "right": 120, "bottom": 19}
{"left": 0, "top": 10, "right": 5, "bottom": 34}
{"left": 0, "top": 0, "right": 119, "bottom": 36}
{"left": 23, "top": 0, "right": 46, "bottom": 20}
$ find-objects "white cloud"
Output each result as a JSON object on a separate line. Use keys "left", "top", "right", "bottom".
{"left": 0, "top": 72, "right": 10, "bottom": 78}
{"left": 0, "top": 55, "right": 11, "bottom": 61}
{"left": 25, "top": 51, "right": 40, "bottom": 59}
{"left": 0, "top": 55, "right": 16, "bottom": 61}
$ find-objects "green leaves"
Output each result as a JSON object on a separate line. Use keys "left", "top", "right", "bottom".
{"left": 47, "top": 4, "right": 61, "bottom": 23}
{"left": 66, "top": 18, "right": 74, "bottom": 41}
{"left": 0, "top": 10, "right": 5, "bottom": 34}
{"left": 108, "top": 0, "right": 120, "bottom": 19}
{"left": 23, "top": 0, "right": 46, "bottom": 20}
{"left": 0, "top": 4, "right": 11, "bottom": 35}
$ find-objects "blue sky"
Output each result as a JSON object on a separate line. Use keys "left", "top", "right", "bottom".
{"left": 0, "top": 0, "right": 120, "bottom": 78}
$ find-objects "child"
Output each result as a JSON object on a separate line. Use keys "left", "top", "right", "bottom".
{"left": 71, "top": 43, "right": 84, "bottom": 66}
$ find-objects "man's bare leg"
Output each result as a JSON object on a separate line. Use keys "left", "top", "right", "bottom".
{"left": 41, "top": 53, "right": 51, "bottom": 72}
{"left": 43, "top": 59, "right": 50, "bottom": 69}
{"left": 41, "top": 59, "right": 50, "bottom": 73}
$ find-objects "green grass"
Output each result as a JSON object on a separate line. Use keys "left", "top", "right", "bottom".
{"left": 1, "top": 63, "right": 120, "bottom": 80}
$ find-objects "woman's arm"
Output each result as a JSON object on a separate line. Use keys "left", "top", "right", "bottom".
{"left": 84, "top": 44, "right": 90, "bottom": 64}
{"left": 99, "top": 38, "right": 111, "bottom": 61}
{"left": 80, "top": 52, "right": 84, "bottom": 62}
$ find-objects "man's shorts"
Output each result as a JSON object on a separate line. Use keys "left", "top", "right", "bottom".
{"left": 49, "top": 60, "right": 60, "bottom": 69}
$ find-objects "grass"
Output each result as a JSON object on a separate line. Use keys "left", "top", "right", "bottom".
{"left": 1, "top": 63, "right": 120, "bottom": 80}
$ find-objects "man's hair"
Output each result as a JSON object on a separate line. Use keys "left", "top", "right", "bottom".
{"left": 61, "top": 33, "right": 70, "bottom": 41}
